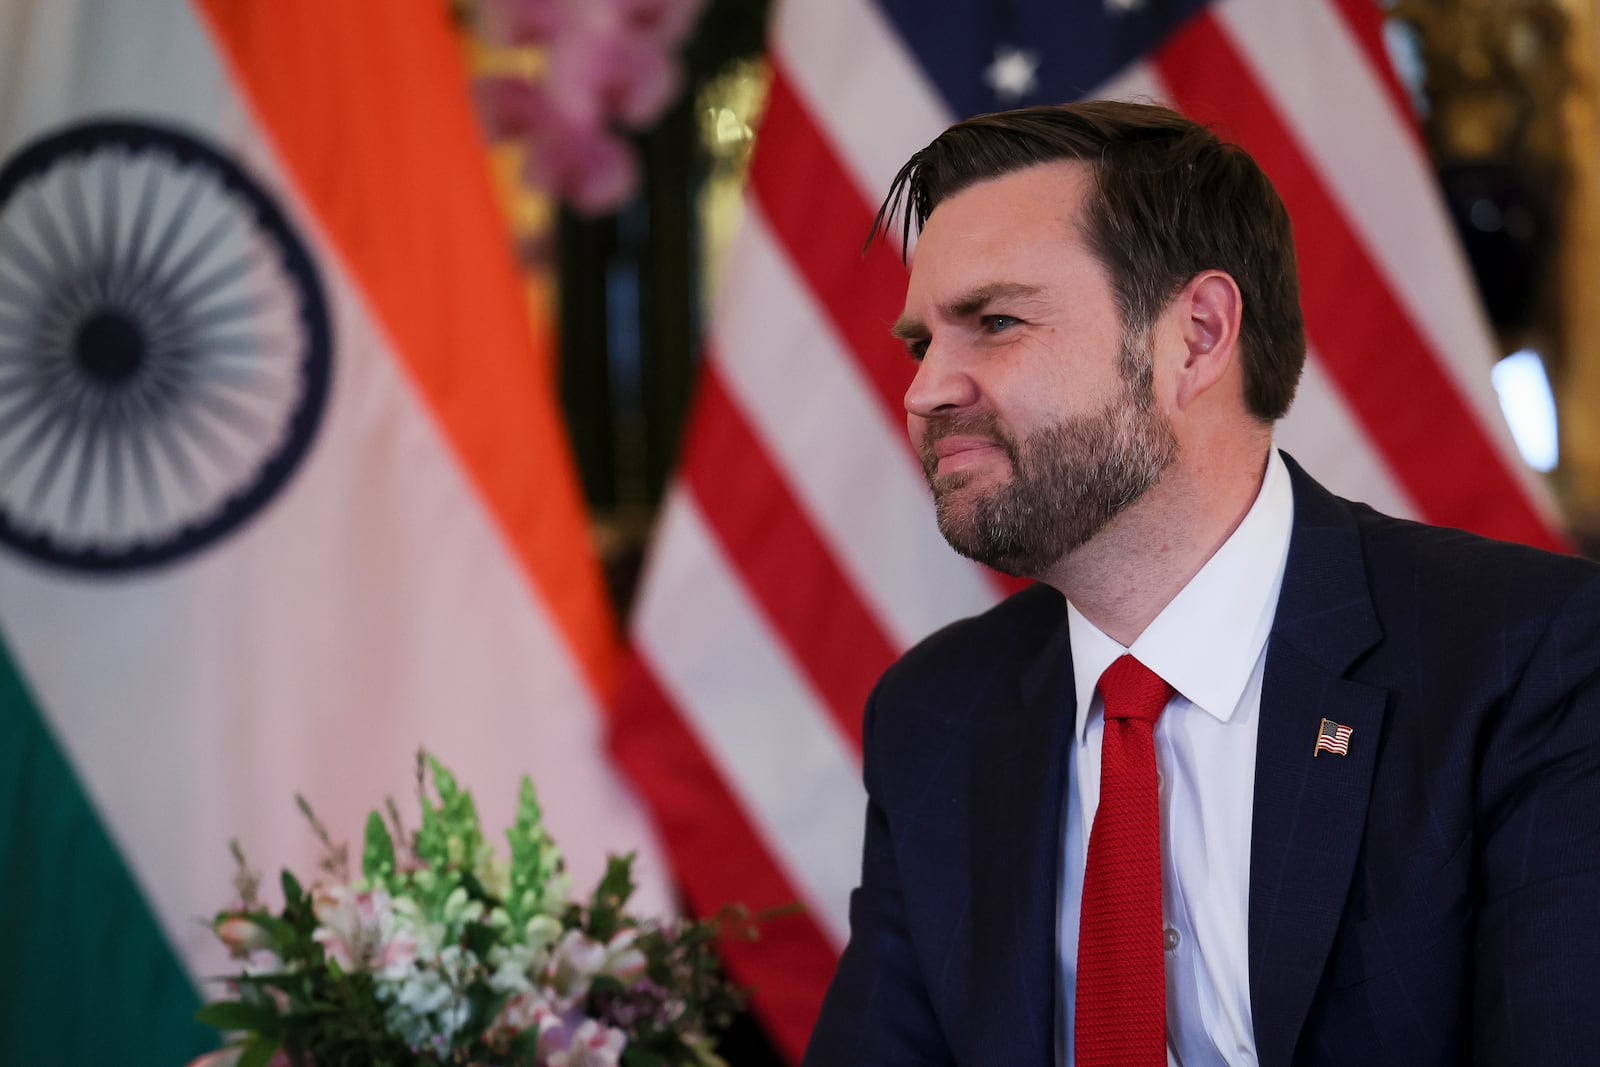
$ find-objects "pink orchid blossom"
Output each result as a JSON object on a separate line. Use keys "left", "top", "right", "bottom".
{"left": 547, "top": 1018, "right": 628, "bottom": 1067}
{"left": 544, "top": 16, "right": 682, "bottom": 128}
{"left": 615, "top": 0, "right": 705, "bottom": 45}
{"left": 475, "top": 0, "right": 707, "bottom": 213}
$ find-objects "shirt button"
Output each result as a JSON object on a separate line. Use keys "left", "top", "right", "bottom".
{"left": 1164, "top": 927, "right": 1181, "bottom": 952}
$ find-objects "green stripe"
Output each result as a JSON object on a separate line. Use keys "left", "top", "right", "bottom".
{"left": 0, "top": 639, "right": 214, "bottom": 1067}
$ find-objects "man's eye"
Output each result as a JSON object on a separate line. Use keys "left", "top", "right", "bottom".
{"left": 906, "top": 339, "right": 929, "bottom": 362}
{"left": 982, "top": 315, "right": 1020, "bottom": 333}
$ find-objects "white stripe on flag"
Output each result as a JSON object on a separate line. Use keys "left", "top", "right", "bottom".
{"left": 773, "top": 0, "right": 955, "bottom": 203}
{"left": 633, "top": 488, "right": 864, "bottom": 947}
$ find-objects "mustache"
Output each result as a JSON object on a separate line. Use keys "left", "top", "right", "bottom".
{"left": 917, "top": 413, "right": 1020, "bottom": 479}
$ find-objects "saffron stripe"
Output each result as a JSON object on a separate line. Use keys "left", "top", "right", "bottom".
{"left": 1153, "top": 13, "right": 1564, "bottom": 550}
{"left": 195, "top": 1, "right": 619, "bottom": 693}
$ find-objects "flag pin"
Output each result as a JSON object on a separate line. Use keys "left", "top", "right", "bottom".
{"left": 1314, "top": 718, "right": 1353, "bottom": 757}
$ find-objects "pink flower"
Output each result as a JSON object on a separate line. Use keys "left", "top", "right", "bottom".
{"left": 547, "top": 1018, "right": 627, "bottom": 1067}
{"left": 477, "top": 77, "right": 639, "bottom": 215}
{"left": 545, "top": 17, "right": 681, "bottom": 128}
{"left": 615, "top": 0, "right": 706, "bottom": 45}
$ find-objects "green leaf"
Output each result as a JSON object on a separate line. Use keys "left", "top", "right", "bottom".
{"left": 587, "top": 853, "right": 636, "bottom": 941}
{"left": 195, "top": 999, "right": 282, "bottom": 1034}
{"left": 362, "top": 810, "right": 397, "bottom": 887}
{"left": 620, "top": 1046, "right": 667, "bottom": 1067}
{"left": 281, "top": 868, "right": 304, "bottom": 908}
{"left": 238, "top": 1037, "right": 283, "bottom": 1067}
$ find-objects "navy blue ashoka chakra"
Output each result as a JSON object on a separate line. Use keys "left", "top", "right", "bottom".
{"left": 0, "top": 120, "right": 331, "bottom": 572}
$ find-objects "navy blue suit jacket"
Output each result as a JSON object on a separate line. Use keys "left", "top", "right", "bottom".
{"left": 804, "top": 454, "right": 1600, "bottom": 1066}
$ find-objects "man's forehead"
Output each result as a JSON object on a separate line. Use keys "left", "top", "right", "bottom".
{"left": 920, "top": 159, "right": 1092, "bottom": 234}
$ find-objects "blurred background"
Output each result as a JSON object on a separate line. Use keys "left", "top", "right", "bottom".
{"left": 1, "top": 0, "right": 1596, "bottom": 1064}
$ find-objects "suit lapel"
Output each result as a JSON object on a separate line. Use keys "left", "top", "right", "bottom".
{"left": 1249, "top": 456, "right": 1387, "bottom": 1067}
{"left": 965, "top": 599, "right": 1077, "bottom": 1064}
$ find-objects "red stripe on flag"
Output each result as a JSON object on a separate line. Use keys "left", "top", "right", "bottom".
{"left": 1153, "top": 14, "right": 1564, "bottom": 551}
{"left": 609, "top": 655, "right": 838, "bottom": 1063}
{"left": 683, "top": 363, "right": 897, "bottom": 749}
{"left": 750, "top": 64, "right": 915, "bottom": 427}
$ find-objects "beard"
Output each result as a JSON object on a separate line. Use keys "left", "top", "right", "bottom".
{"left": 918, "top": 342, "right": 1178, "bottom": 578}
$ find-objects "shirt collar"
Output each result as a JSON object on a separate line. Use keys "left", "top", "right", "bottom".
{"left": 1068, "top": 450, "right": 1294, "bottom": 741}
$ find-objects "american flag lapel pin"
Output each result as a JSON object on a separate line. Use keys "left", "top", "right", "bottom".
{"left": 1314, "top": 718, "right": 1354, "bottom": 757}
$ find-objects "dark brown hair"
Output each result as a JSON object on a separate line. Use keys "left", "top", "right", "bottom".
{"left": 874, "top": 101, "right": 1306, "bottom": 421}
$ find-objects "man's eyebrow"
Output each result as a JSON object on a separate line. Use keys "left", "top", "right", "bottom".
{"left": 883, "top": 283, "right": 1043, "bottom": 342}
{"left": 943, "top": 282, "right": 1044, "bottom": 319}
{"left": 890, "top": 282, "right": 1046, "bottom": 341}
{"left": 890, "top": 314, "right": 926, "bottom": 341}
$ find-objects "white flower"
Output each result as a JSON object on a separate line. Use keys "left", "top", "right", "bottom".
{"left": 311, "top": 884, "right": 414, "bottom": 977}
{"left": 544, "top": 928, "right": 650, "bottom": 1006}
{"left": 547, "top": 1018, "right": 627, "bottom": 1067}
{"left": 376, "top": 942, "right": 480, "bottom": 1050}
{"left": 487, "top": 914, "right": 565, "bottom": 995}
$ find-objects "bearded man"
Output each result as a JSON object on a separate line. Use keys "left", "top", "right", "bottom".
{"left": 802, "top": 101, "right": 1600, "bottom": 1067}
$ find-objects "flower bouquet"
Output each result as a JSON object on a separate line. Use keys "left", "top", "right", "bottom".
{"left": 195, "top": 754, "right": 745, "bottom": 1067}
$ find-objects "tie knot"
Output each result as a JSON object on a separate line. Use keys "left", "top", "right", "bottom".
{"left": 1096, "top": 655, "right": 1172, "bottom": 725}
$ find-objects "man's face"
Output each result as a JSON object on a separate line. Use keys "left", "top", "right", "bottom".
{"left": 894, "top": 162, "right": 1178, "bottom": 577}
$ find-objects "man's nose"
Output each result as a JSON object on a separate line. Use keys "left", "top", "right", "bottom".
{"left": 904, "top": 342, "right": 978, "bottom": 419}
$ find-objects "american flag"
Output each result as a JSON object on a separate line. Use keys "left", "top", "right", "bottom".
{"left": 1317, "top": 718, "right": 1356, "bottom": 757}
{"left": 609, "top": 0, "right": 1567, "bottom": 1059}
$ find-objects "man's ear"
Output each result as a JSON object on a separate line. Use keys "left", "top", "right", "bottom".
{"left": 1171, "top": 270, "right": 1243, "bottom": 412}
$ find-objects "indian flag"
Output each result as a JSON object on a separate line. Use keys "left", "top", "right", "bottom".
{"left": 0, "top": 3, "right": 670, "bottom": 1064}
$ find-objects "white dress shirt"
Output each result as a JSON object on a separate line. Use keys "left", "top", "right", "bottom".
{"left": 1056, "top": 450, "right": 1294, "bottom": 1067}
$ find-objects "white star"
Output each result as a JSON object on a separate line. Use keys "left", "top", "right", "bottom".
{"left": 1106, "top": 0, "right": 1147, "bottom": 11}
{"left": 984, "top": 46, "right": 1041, "bottom": 103}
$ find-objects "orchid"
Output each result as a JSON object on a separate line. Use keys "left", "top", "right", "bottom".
{"left": 474, "top": 0, "right": 709, "bottom": 215}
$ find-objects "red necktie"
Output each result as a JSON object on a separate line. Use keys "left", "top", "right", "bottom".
{"left": 1075, "top": 654, "right": 1174, "bottom": 1067}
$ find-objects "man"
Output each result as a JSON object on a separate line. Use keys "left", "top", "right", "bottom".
{"left": 802, "top": 101, "right": 1600, "bottom": 1066}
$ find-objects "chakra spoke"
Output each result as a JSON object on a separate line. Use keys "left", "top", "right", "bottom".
{"left": 167, "top": 249, "right": 256, "bottom": 311}
{"left": 134, "top": 174, "right": 203, "bottom": 307}
{"left": 115, "top": 156, "right": 163, "bottom": 305}
{"left": 146, "top": 201, "right": 232, "bottom": 306}
{"left": 121, "top": 386, "right": 167, "bottom": 526}
{"left": 24, "top": 192, "right": 97, "bottom": 311}
{"left": 22, "top": 396, "right": 82, "bottom": 511}
{"left": 189, "top": 377, "right": 271, "bottom": 439}
{"left": 61, "top": 164, "right": 96, "bottom": 276}
{"left": 65, "top": 392, "right": 108, "bottom": 527}
{"left": 0, "top": 218, "right": 57, "bottom": 290}
{"left": 181, "top": 294, "right": 263, "bottom": 337}
{"left": 97, "top": 154, "right": 122, "bottom": 298}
